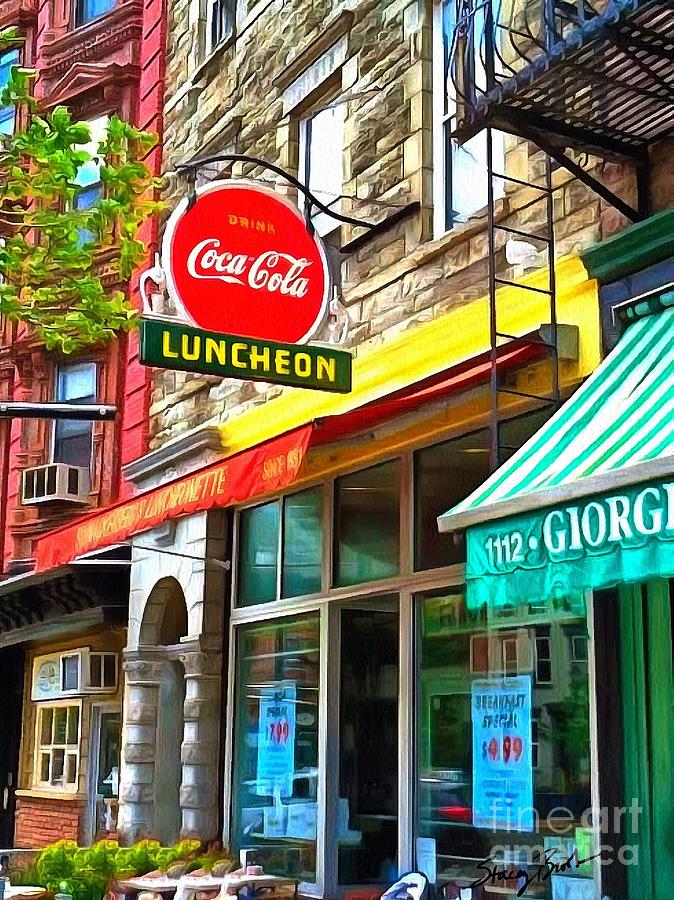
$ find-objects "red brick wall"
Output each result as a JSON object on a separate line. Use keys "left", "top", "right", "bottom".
{"left": 14, "top": 796, "right": 85, "bottom": 848}
{"left": 120, "top": 0, "right": 167, "bottom": 481}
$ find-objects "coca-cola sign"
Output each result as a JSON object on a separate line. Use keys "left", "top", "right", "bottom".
{"left": 162, "top": 181, "right": 331, "bottom": 344}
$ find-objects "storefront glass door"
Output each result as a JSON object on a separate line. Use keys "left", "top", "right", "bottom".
{"left": 337, "top": 599, "right": 400, "bottom": 886}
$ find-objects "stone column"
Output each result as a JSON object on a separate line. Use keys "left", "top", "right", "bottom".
{"left": 117, "top": 654, "right": 165, "bottom": 843}
{"left": 180, "top": 649, "right": 223, "bottom": 841}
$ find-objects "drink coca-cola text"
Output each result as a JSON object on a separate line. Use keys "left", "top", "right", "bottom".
{"left": 186, "top": 238, "right": 312, "bottom": 298}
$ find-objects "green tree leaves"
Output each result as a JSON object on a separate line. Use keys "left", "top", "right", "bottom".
{"left": 0, "top": 28, "right": 162, "bottom": 353}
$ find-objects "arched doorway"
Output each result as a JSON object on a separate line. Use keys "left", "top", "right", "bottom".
{"left": 139, "top": 577, "right": 189, "bottom": 844}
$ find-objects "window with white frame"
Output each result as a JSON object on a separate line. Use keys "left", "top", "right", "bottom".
{"left": 206, "top": 0, "right": 235, "bottom": 53}
{"left": 433, "top": 0, "right": 504, "bottom": 234}
{"left": 36, "top": 703, "right": 81, "bottom": 790}
{"left": 88, "top": 652, "right": 118, "bottom": 690}
{"left": 61, "top": 653, "right": 81, "bottom": 692}
{"left": 298, "top": 99, "right": 345, "bottom": 236}
{"left": 53, "top": 362, "right": 97, "bottom": 469}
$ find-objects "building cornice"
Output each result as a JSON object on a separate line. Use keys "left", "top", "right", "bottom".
{"left": 582, "top": 208, "right": 674, "bottom": 283}
{"left": 122, "top": 425, "right": 224, "bottom": 487}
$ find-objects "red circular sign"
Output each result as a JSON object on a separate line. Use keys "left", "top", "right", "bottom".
{"left": 162, "top": 181, "right": 331, "bottom": 344}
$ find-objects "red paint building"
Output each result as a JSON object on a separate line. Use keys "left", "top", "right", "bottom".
{"left": 0, "top": 0, "right": 165, "bottom": 848}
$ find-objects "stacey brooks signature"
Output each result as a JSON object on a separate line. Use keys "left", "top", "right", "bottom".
{"left": 470, "top": 848, "right": 601, "bottom": 897}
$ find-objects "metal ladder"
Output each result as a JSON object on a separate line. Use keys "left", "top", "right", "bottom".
{"left": 484, "top": 125, "right": 561, "bottom": 472}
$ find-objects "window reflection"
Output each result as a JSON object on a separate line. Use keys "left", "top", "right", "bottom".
{"left": 416, "top": 590, "right": 592, "bottom": 898}
{"left": 232, "top": 616, "right": 320, "bottom": 882}
{"left": 335, "top": 461, "right": 400, "bottom": 587}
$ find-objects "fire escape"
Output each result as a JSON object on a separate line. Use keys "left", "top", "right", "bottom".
{"left": 446, "top": 0, "right": 673, "bottom": 468}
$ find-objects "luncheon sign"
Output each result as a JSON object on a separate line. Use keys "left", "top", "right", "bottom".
{"left": 140, "top": 181, "right": 351, "bottom": 392}
{"left": 466, "top": 479, "right": 674, "bottom": 609}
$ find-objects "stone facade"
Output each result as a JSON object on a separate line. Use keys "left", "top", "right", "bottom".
{"left": 151, "top": 0, "right": 672, "bottom": 449}
{"left": 117, "top": 510, "right": 227, "bottom": 843}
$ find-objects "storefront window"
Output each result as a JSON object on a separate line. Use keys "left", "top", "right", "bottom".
{"left": 231, "top": 615, "right": 320, "bottom": 882}
{"left": 238, "top": 489, "right": 324, "bottom": 606}
{"left": 415, "top": 430, "right": 491, "bottom": 569}
{"left": 282, "top": 488, "right": 323, "bottom": 598}
{"left": 238, "top": 501, "right": 280, "bottom": 606}
{"left": 416, "top": 589, "right": 593, "bottom": 898}
{"left": 335, "top": 461, "right": 401, "bottom": 587}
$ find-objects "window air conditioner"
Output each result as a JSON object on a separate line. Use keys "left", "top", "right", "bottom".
{"left": 22, "top": 463, "right": 90, "bottom": 505}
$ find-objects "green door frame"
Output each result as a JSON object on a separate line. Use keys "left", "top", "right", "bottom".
{"left": 619, "top": 580, "right": 673, "bottom": 900}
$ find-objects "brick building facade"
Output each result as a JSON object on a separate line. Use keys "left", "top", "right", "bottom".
{"left": 0, "top": 0, "right": 165, "bottom": 849}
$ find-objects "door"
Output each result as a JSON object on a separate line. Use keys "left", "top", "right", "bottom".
{"left": 88, "top": 706, "right": 122, "bottom": 842}
{"left": 619, "top": 579, "right": 674, "bottom": 900}
{"left": 337, "top": 600, "right": 399, "bottom": 887}
{"left": 0, "top": 646, "right": 24, "bottom": 847}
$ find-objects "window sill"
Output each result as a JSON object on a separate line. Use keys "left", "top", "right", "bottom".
{"left": 17, "top": 789, "right": 86, "bottom": 802}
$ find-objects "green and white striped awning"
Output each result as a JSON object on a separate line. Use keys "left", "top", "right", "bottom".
{"left": 439, "top": 305, "right": 674, "bottom": 533}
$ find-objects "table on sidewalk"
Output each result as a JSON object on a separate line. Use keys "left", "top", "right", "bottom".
{"left": 115, "top": 871, "right": 298, "bottom": 900}
{"left": 3, "top": 888, "right": 47, "bottom": 899}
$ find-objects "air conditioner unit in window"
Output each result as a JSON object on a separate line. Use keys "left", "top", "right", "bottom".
{"left": 22, "top": 463, "right": 90, "bottom": 506}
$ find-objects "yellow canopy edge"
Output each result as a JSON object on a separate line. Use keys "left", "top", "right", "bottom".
{"left": 217, "top": 255, "right": 601, "bottom": 456}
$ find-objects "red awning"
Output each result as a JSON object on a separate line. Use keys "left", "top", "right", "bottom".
{"left": 34, "top": 425, "right": 313, "bottom": 573}
{"left": 312, "top": 341, "right": 546, "bottom": 446}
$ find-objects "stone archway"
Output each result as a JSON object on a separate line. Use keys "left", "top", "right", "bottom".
{"left": 119, "top": 512, "right": 226, "bottom": 846}
{"left": 139, "top": 576, "right": 188, "bottom": 647}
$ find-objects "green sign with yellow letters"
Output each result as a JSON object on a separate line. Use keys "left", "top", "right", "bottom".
{"left": 140, "top": 319, "right": 352, "bottom": 394}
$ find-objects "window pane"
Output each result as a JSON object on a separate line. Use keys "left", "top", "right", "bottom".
{"left": 416, "top": 590, "right": 592, "bottom": 895}
{"left": 67, "top": 707, "right": 79, "bottom": 745}
{"left": 56, "top": 363, "right": 96, "bottom": 402}
{"left": 232, "top": 615, "right": 320, "bottom": 881}
{"left": 51, "top": 749, "right": 65, "bottom": 783}
{"left": 40, "top": 708, "right": 53, "bottom": 746}
{"left": 40, "top": 753, "right": 50, "bottom": 783}
{"left": 282, "top": 488, "right": 323, "bottom": 598}
{"left": 53, "top": 708, "right": 67, "bottom": 744}
{"left": 415, "top": 410, "right": 554, "bottom": 570}
{"left": 53, "top": 421, "right": 94, "bottom": 468}
{"left": 97, "top": 712, "right": 121, "bottom": 797}
{"left": 75, "top": 183, "right": 103, "bottom": 211}
{"left": 89, "top": 653, "right": 102, "bottom": 688}
{"left": 415, "top": 430, "right": 491, "bottom": 569}
{"left": 61, "top": 655, "right": 79, "bottom": 692}
{"left": 103, "top": 654, "right": 117, "bottom": 687}
{"left": 306, "top": 104, "right": 344, "bottom": 208}
{"left": 0, "top": 50, "right": 19, "bottom": 136}
{"left": 335, "top": 461, "right": 400, "bottom": 587}
{"left": 76, "top": 0, "right": 115, "bottom": 26}
{"left": 237, "top": 502, "right": 280, "bottom": 606}
{"left": 54, "top": 364, "right": 96, "bottom": 468}
{"left": 65, "top": 754, "right": 77, "bottom": 784}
